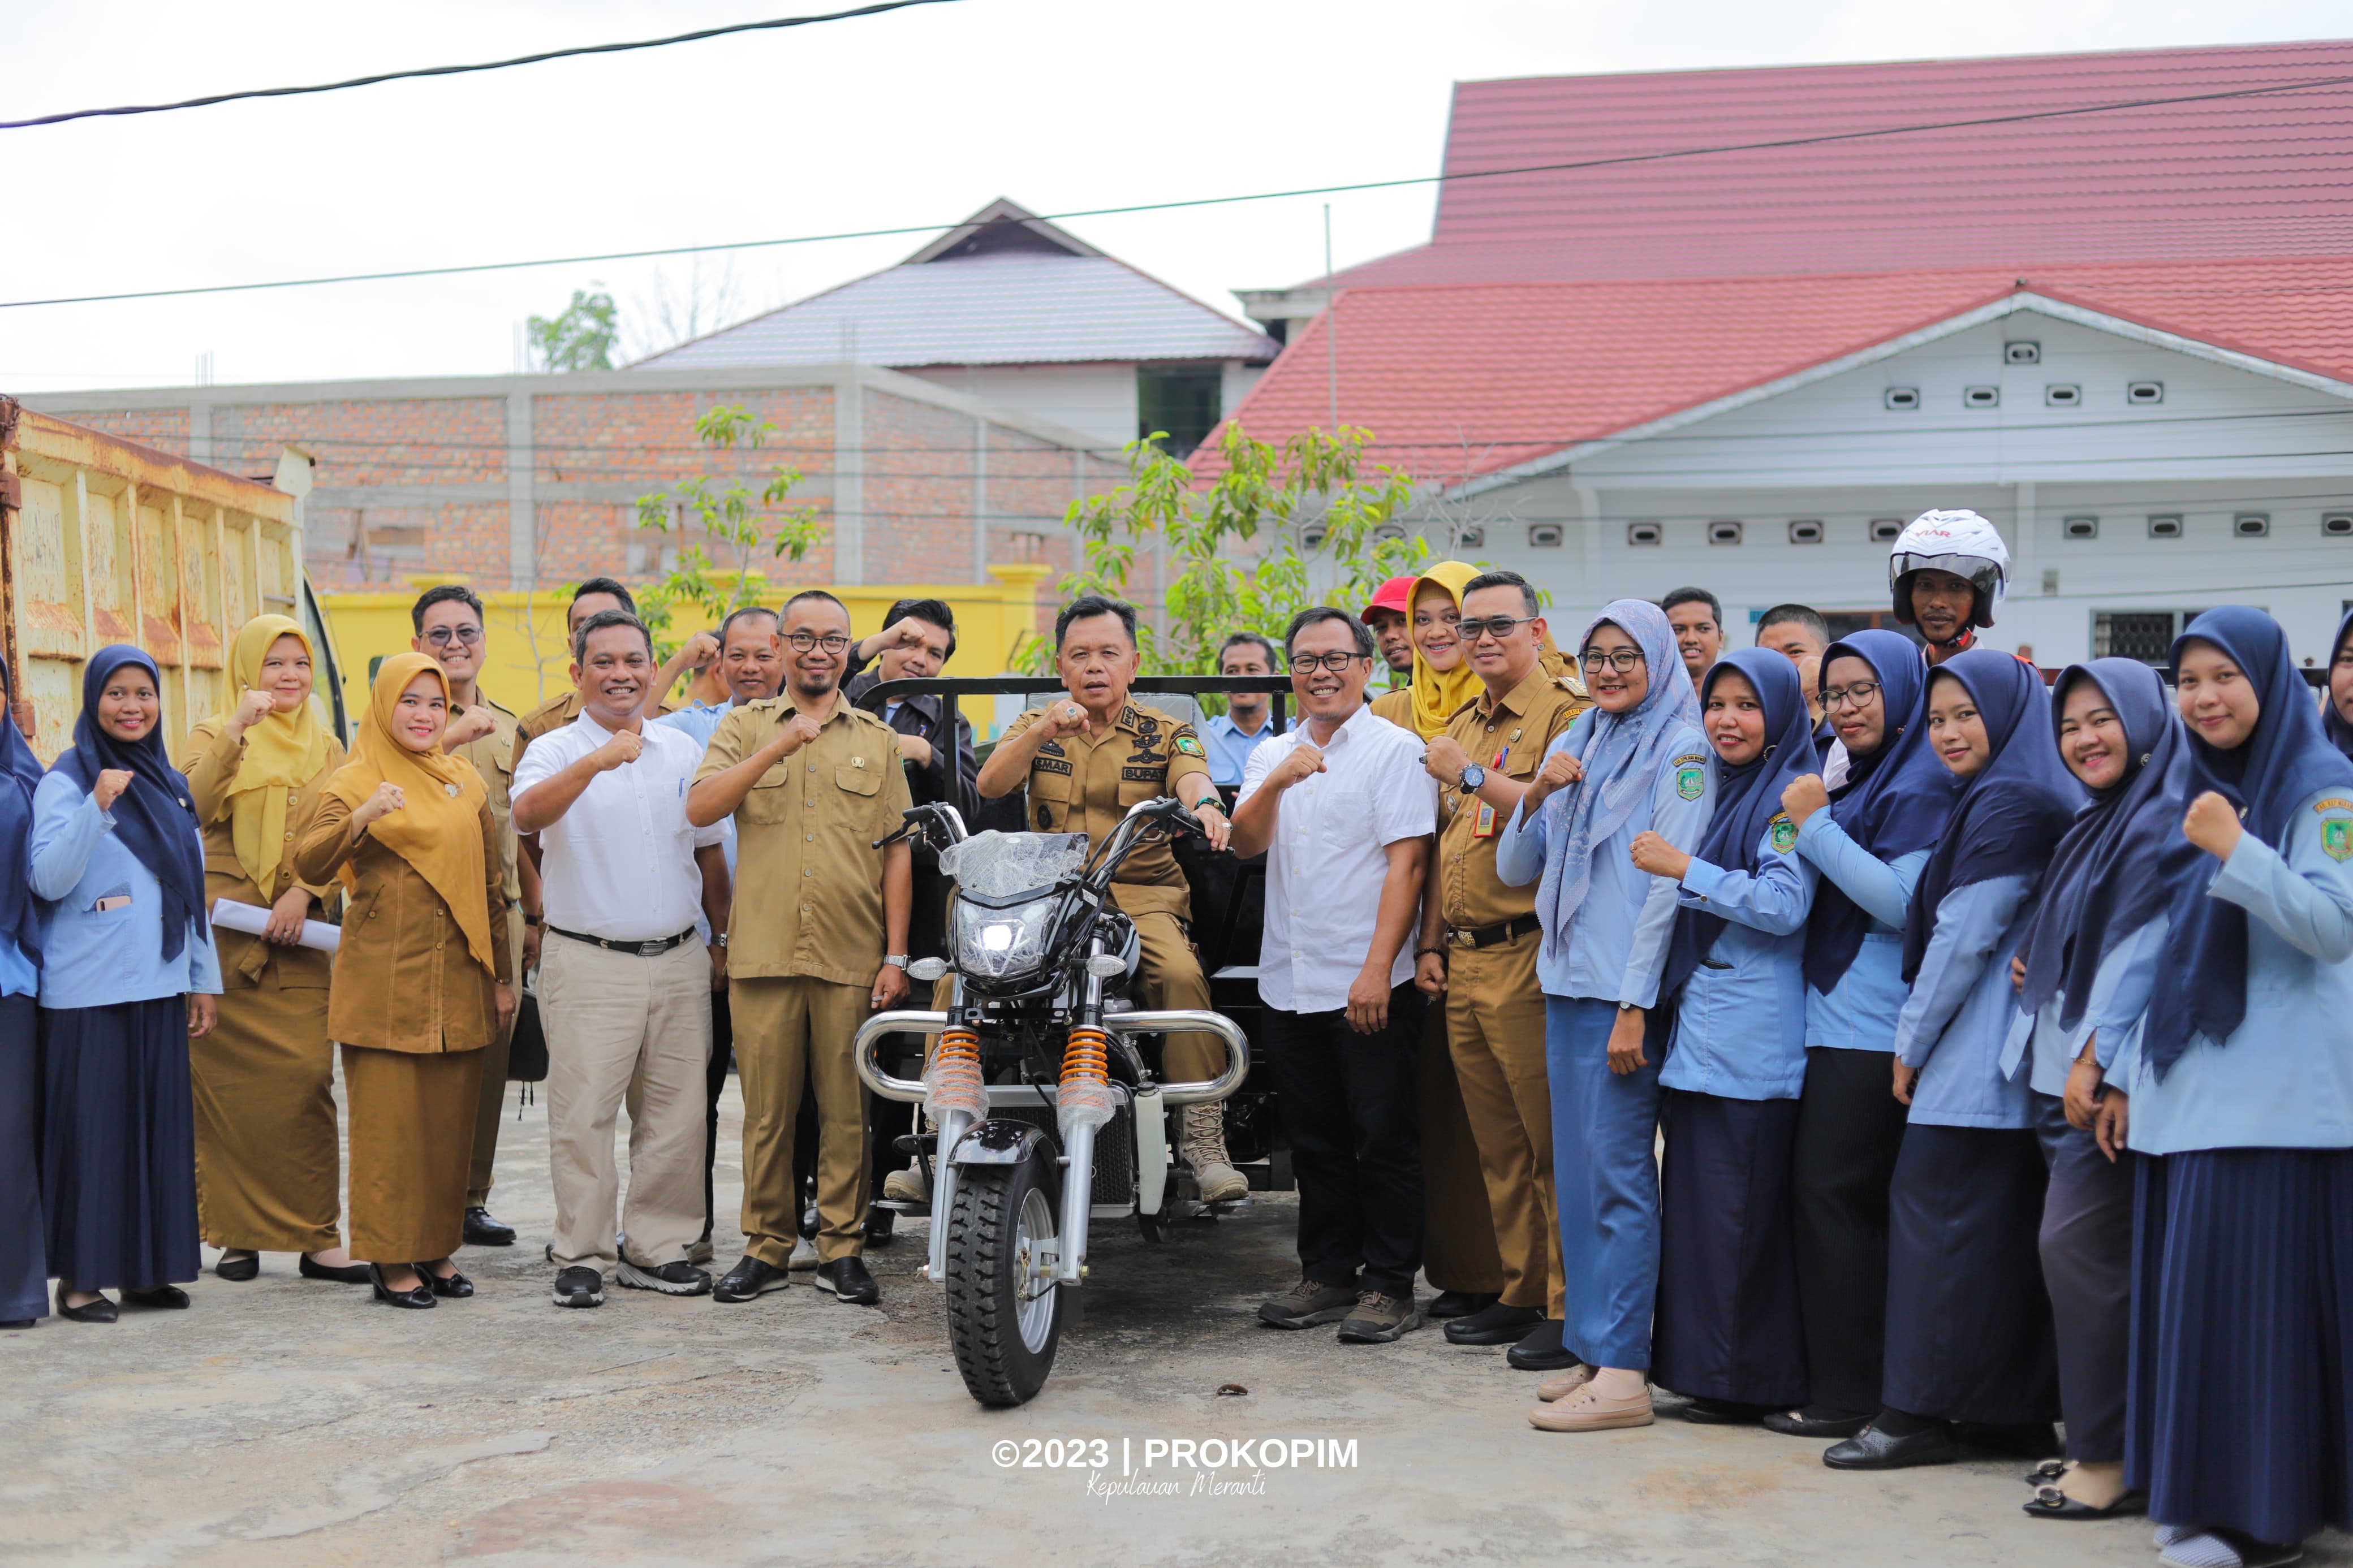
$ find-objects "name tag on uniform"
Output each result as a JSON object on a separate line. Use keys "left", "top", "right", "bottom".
{"left": 1033, "top": 757, "right": 1074, "bottom": 777}
{"left": 1472, "top": 799, "right": 1498, "bottom": 838}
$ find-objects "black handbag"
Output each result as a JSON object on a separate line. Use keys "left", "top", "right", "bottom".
{"left": 506, "top": 975, "right": 548, "bottom": 1083}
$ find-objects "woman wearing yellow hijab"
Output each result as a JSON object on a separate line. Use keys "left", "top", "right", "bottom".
{"left": 295, "top": 653, "right": 512, "bottom": 1308}
{"left": 179, "top": 616, "right": 363, "bottom": 1286}
{"left": 1371, "top": 561, "right": 1486, "bottom": 738}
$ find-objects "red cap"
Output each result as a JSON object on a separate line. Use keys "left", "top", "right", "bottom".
{"left": 1362, "top": 574, "right": 1416, "bottom": 620}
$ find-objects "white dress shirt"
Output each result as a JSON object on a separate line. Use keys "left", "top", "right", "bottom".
{"left": 513, "top": 710, "right": 726, "bottom": 943}
{"left": 1237, "top": 706, "right": 1436, "bottom": 1012}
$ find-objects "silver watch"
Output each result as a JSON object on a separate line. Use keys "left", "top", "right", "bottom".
{"left": 883, "top": 953, "right": 910, "bottom": 969}
{"left": 1458, "top": 761, "right": 1486, "bottom": 792}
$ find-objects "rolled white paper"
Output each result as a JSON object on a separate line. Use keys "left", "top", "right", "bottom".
{"left": 210, "top": 897, "right": 341, "bottom": 954}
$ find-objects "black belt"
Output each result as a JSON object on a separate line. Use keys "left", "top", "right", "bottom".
{"left": 1445, "top": 913, "right": 1541, "bottom": 950}
{"left": 547, "top": 925, "right": 699, "bottom": 958}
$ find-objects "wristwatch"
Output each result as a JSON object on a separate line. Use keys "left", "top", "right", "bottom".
{"left": 1457, "top": 762, "right": 1486, "bottom": 792}
{"left": 883, "top": 953, "right": 910, "bottom": 969}
{"left": 714, "top": 932, "right": 729, "bottom": 948}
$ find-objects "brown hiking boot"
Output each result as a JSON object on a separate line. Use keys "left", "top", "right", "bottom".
{"left": 1335, "top": 1289, "right": 1422, "bottom": 1344}
{"left": 1259, "top": 1277, "right": 1359, "bottom": 1330}
{"left": 1180, "top": 1103, "right": 1248, "bottom": 1202}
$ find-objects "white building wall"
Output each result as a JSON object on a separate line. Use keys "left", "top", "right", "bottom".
{"left": 900, "top": 361, "right": 1139, "bottom": 449}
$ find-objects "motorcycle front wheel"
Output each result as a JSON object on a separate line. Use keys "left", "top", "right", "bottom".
{"left": 942, "top": 1146, "right": 1065, "bottom": 1406}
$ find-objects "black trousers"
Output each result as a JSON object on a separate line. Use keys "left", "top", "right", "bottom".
{"left": 1262, "top": 985, "right": 1425, "bottom": 1298}
{"left": 1654, "top": 1090, "right": 1809, "bottom": 1409}
{"left": 2033, "top": 1090, "right": 2135, "bottom": 1462}
{"left": 1789, "top": 1047, "right": 1912, "bottom": 1413}
{"left": 702, "top": 986, "right": 732, "bottom": 1237}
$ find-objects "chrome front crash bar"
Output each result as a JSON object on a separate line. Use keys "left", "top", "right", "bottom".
{"left": 848, "top": 1008, "right": 1248, "bottom": 1108}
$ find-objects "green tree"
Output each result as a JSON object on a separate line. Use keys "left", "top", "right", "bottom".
{"left": 1023, "top": 422, "right": 1425, "bottom": 676}
{"left": 631, "top": 404, "right": 827, "bottom": 654}
{"left": 528, "top": 287, "right": 619, "bottom": 372}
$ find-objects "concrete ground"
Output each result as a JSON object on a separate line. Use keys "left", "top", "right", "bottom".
{"left": 5, "top": 1079, "right": 2347, "bottom": 1568}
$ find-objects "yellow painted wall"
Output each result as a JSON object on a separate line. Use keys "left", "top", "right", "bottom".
{"left": 318, "top": 563, "right": 1053, "bottom": 740}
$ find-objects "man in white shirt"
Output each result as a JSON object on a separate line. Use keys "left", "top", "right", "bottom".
{"left": 1230, "top": 607, "right": 1436, "bottom": 1345}
{"left": 513, "top": 610, "right": 732, "bottom": 1308}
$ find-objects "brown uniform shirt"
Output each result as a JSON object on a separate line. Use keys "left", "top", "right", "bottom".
{"left": 1437, "top": 662, "right": 1591, "bottom": 934}
{"left": 180, "top": 720, "right": 346, "bottom": 991}
{"left": 293, "top": 793, "right": 514, "bottom": 1053}
{"left": 999, "top": 700, "right": 1212, "bottom": 922}
{"left": 697, "top": 697, "right": 912, "bottom": 987}
{"left": 1369, "top": 688, "right": 1415, "bottom": 731}
{"left": 447, "top": 696, "right": 522, "bottom": 906}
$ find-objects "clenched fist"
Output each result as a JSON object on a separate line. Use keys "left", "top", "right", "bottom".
{"left": 1037, "top": 700, "right": 1093, "bottom": 741}
{"left": 92, "top": 768, "right": 136, "bottom": 811}
{"left": 1522, "top": 750, "right": 1584, "bottom": 812}
{"left": 592, "top": 729, "right": 645, "bottom": 772}
{"left": 354, "top": 781, "right": 407, "bottom": 829}
{"left": 442, "top": 705, "right": 499, "bottom": 749}
{"left": 1781, "top": 774, "right": 1830, "bottom": 828}
{"left": 771, "top": 710, "right": 825, "bottom": 758}
{"left": 226, "top": 688, "right": 277, "bottom": 739}
{"left": 2183, "top": 790, "right": 2243, "bottom": 861}
{"left": 679, "top": 630, "right": 722, "bottom": 670}
{"left": 1266, "top": 742, "right": 1326, "bottom": 790}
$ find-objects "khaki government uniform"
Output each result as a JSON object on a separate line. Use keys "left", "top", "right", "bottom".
{"left": 294, "top": 793, "right": 513, "bottom": 1263}
{"left": 999, "top": 700, "right": 1225, "bottom": 1086}
{"left": 1368, "top": 687, "right": 1506, "bottom": 1298}
{"left": 179, "top": 720, "right": 347, "bottom": 1255}
{"left": 447, "top": 696, "right": 524, "bottom": 1209}
{"left": 699, "top": 697, "right": 912, "bottom": 1268}
{"left": 1436, "top": 662, "right": 1588, "bottom": 1318}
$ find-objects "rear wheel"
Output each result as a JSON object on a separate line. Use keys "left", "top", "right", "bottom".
{"left": 942, "top": 1147, "right": 1064, "bottom": 1406}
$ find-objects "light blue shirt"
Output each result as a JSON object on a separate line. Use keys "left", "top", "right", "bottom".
{"left": 1892, "top": 873, "right": 2039, "bottom": 1129}
{"left": 1202, "top": 710, "right": 1286, "bottom": 788}
{"left": 0, "top": 938, "right": 35, "bottom": 1000}
{"left": 28, "top": 772, "right": 221, "bottom": 1009}
{"left": 1795, "top": 815, "right": 1930, "bottom": 1052}
{"left": 2001, "top": 914, "right": 2166, "bottom": 1098}
{"left": 2122, "top": 789, "right": 2353, "bottom": 1155}
{"left": 1663, "top": 825, "right": 1819, "bottom": 1100}
{"left": 1495, "top": 719, "right": 1713, "bottom": 1007}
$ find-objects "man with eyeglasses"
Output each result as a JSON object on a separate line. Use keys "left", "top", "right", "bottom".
{"left": 689, "top": 590, "right": 912, "bottom": 1309}
{"left": 410, "top": 582, "right": 538, "bottom": 1251}
{"left": 1414, "top": 569, "right": 1591, "bottom": 1373}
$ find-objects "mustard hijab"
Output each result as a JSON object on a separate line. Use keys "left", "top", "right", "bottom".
{"left": 323, "top": 652, "right": 495, "bottom": 972}
{"left": 206, "top": 614, "right": 331, "bottom": 897}
{"left": 1406, "top": 561, "right": 1488, "bottom": 738}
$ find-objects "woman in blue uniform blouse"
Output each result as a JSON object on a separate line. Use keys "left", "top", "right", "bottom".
{"left": 0, "top": 659, "right": 48, "bottom": 1329}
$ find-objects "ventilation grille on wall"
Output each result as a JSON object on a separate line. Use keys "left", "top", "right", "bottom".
{"left": 1456, "top": 524, "right": 1486, "bottom": 547}
{"left": 1627, "top": 522, "right": 1662, "bottom": 547}
{"left": 1884, "top": 387, "right": 1919, "bottom": 411}
{"left": 2005, "top": 341, "right": 2041, "bottom": 364}
{"left": 1708, "top": 520, "right": 1744, "bottom": 545}
{"left": 2234, "top": 513, "right": 2270, "bottom": 538}
{"left": 1964, "top": 386, "right": 2000, "bottom": 408}
{"left": 2063, "top": 516, "right": 2098, "bottom": 539}
{"left": 2128, "top": 381, "right": 2165, "bottom": 405}
{"left": 1869, "top": 518, "right": 1905, "bottom": 542}
{"left": 1528, "top": 523, "right": 1563, "bottom": 548}
{"left": 1787, "top": 520, "right": 1824, "bottom": 545}
{"left": 2045, "top": 385, "right": 2082, "bottom": 407}
{"left": 2325, "top": 514, "right": 2353, "bottom": 539}
{"left": 2148, "top": 515, "right": 2183, "bottom": 539}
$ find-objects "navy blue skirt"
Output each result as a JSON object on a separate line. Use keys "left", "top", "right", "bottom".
{"left": 40, "top": 999, "right": 201, "bottom": 1293}
{"left": 1653, "top": 1088, "right": 1808, "bottom": 1407}
{"left": 0, "top": 995, "right": 47, "bottom": 1320}
{"left": 2129, "top": 1148, "right": 2353, "bottom": 1545}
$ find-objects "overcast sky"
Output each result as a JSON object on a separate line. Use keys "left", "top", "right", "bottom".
{"left": 3, "top": 0, "right": 2347, "bottom": 394}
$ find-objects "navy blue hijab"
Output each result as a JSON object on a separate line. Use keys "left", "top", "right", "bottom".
{"left": 1902, "top": 649, "right": 2084, "bottom": 983}
{"left": 2326, "top": 607, "right": 2353, "bottom": 762}
{"left": 0, "top": 660, "right": 44, "bottom": 967}
{"left": 48, "top": 646, "right": 207, "bottom": 963}
{"left": 2145, "top": 608, "right": 2353, "bottom": 1075}
{"left": 1803, "top": 630, "right": 1961, "bottom": 993}
{"left": 1660, "top": 650, "right": 1818, "bottom": 1005}
{"left": 2017, "top": 660, "right": 2189, "bottom": 1030}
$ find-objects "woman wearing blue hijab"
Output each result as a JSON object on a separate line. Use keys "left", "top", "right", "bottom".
{"left": 1768, "top": 629, "right": 1960, "bottom": 1439}
{"left": 2118, "top": 608, "right": 2353, "bottom": 1568}
{"left": 1825, "top": 647, "right": 2081, "bottom": 1471}
{"left": 29, "top": 646, "right": 221, "bottom": 1323}
{"left": 2008, "top": 659, "right": 2186, "bottom": 1521}
{"left": 1497, "top": 598, "right": 1710, "bottom": 1433}
{"left": 1639, "top": 649, "right": 1820, "bottom": 1423}
{"left": 0, "top": 659, "right": 49, "bottom": 1329}
{"left": 2325, "top": 606, "right": 2353, "bottom": 762}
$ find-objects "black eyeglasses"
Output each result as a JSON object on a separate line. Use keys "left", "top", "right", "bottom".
{"left": 1822, "top": 680, "right": 1882, "bottom": 711}
{"left": 1580, "top": 648, "right": 1644, "bottom": 673}
{"left": 1462, "top": 615, "right": 1536, "bottom": 643}
{"left": 1287, "top": 651, "right": 1367, "bottom": 675}
{"left": 423, "top": 626, "right": 482, "bottom": 647}
{"left": 785, "top": 632, "right": 851, "bottom": 654}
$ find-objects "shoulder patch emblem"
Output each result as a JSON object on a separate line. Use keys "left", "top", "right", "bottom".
{"left": 1671, "top": 753, "right": 1706, "bottom": 768}
{"left": 1770, "top": 813, "right": 1798, "bottom": 853}
{"left": 2324, "top": 818, "right": 2351, "bottom": 862}
{"left": 1676, "top": 766, "right": 1705, "bottom": 801}
{"left": 2315, "top": 798, "right": 2353, "bottom": 815}
{"left": 1173, "top": 735, "right": 1206, "bottom": 758}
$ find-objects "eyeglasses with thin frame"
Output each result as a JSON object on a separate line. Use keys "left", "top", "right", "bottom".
{"left": 1822, "top": 680, "right": 1884, "bottom": 711}
{"left": 1580, "top": 647, "right": 1644, "bottom": 673}
{"left": 423, "top": 625, "right": 482, "bottom": 647}
{"left": 784, "top": 631, "right": 851, "bottom": 654}
{"left": 1461, "top": 615, "right": 1536, "bottom": 643}
{"left": 1287, "top": 651, "right": 1368, "bottom": 675}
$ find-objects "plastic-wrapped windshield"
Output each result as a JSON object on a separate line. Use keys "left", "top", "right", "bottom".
{"left": 938, "top": 831, "right": 1090, "bottom": 897}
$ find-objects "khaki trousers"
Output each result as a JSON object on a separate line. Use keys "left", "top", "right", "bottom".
{"left": 1133, "top": 910, "right": 1225, "bottom": 1086}
{"left": 466, "top": 903, "right": 525, "bottom": 1207}
{"left": 1415, "top": 998, "right": 1506, "bottom": 1294}
{"left": 731, "top": 975, "right": 870, "bottom": 1267}
{"left": 1446, "top": 935, "right": 1565, "bottom": 1316}
{"left": 540, "top": 933, "right": 711, "bottom": 1272}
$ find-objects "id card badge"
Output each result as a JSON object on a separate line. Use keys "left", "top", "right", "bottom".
{"left": 1472, "top": 799, "right": 1498, "bottom": 839}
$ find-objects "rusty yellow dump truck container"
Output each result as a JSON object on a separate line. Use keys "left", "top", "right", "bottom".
{"left": 0, "top": 396, "right": 343, "bottom": 762}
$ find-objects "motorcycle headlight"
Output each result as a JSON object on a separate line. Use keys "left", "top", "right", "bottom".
{"left": 951, "top": 896, "right": 1060, "bottom": 982}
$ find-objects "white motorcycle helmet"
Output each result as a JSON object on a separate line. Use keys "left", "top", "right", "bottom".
{"left": 1889, "top": 508, "right": 2009, "bottom": 632}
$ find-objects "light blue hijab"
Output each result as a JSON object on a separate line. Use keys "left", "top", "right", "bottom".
{"left": 1534, "top": 598, "right": 1702, "bottom": 949}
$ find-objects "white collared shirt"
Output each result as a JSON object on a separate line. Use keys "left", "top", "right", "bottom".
{"left": 1237, "top": 706, "right": 1436, "bottom": 1013}
{"left": 513, "top": 710, "right": 726, "bottom": 943}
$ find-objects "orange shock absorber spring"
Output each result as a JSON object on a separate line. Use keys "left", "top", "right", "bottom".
{"left": 925, "top": 1025, "right": 984, "bottom": 1116}
{"left": 1061, "top": 1025, "right": 1110, "bottom": 1087}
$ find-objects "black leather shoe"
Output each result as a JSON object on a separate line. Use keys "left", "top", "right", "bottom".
{"left": 56, "top": 1289, "right": 117, "bottom": 1324}
{"left": 1682, "top": 1396, "right": 1775, "bottom": 1425}
{"left": 463, "top": 1207, "right": 517, "bottom": 1247}
{"left": 1824, "top": 1422, "right": 1961, "bottom": 1470}
{"left": 1427, "top": 1289, "right": 1499, "bottom": 1320}
{"left": 1443, "top": 1300, "right": 1544, "bottom": 1346}
{"left": 864, "top": 1206, "right": 896, "bottom": 1247}
{"left": 420, "top": 1262, "right": 473, "bottom": 1298}
{"left": 1505, "top": 1318, "right": 1579, "bottom": 1372}
{"left": 214, "top": 1250, "right": 260, "bottom": 1281}
{"left": 550, "top": 1266, "right": 604, "bottom": 1308}
{"left": 122, "top": 1285, "right": 190, "bottom": 1310}
{"left": 815, "top": 1255, "right": 881, "bottom": 1306}
{"left": 368, "top": 1264, "right": 436, "bottom": 1310}
{"left": 714, "top": 1255, "right": 792, "bottom": 1302}
{"left": 1764, "top": 1406, "right": 1873, "bottom": 1439}
{"left": 299, "top": 1254, "right": 371, "bottom": 1284}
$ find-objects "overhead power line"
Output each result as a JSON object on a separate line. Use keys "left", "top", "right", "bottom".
{"left": 6, "top": 70, "right": 2353, "bottom": 311}
{"left": 0, "top": 0, "right": 962, "bottom": 132}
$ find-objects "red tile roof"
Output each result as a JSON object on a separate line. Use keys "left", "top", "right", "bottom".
{"left": 1323, "top": 41, "right": 2353, "bottom": 288}
{"left": 1201, "top": 257, "right": 2353, "bottom": 483}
